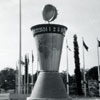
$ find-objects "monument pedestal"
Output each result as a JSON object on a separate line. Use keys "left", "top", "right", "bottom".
{"left": 27, "top": 24, "right": 72, "bottom": 100}
{"left": 27, "top": 72, "right": 72, "bottom": 100}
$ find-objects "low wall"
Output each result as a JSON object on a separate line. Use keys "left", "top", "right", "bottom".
{"left": 73, "top": 98, "right": 100, "bottom": 100}
{"left": 0, "top": 93, "right": 10, "bottom": 100}
{"left": 10, "top": 94, "right": 30, "bottom": 100}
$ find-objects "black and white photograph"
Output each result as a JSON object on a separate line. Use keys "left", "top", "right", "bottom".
{"left": 0, "top": 0, "right": 100, "bottom": 100}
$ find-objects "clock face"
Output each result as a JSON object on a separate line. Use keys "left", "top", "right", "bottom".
{"left": 42, "top": 4, "right": 58, "bottom": 22}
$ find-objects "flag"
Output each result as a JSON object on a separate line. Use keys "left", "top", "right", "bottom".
{"left": 67, "top": 45, "right": 71, "bottom": 51}
{"left": 98, "top": 40, "right": 100, "bottom": 47}
{"left": 32, "top": 51, "right": 34, "bottom": 63}
{"left": 66, "top": 39, "right": 71, "bottom": 51}
{"left": 83, "top": 41, "right": 88, "bottom": 51}
{"left": 20, "top": 60, "right": 25, "bottom": 65}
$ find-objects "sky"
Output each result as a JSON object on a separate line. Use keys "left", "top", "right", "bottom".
{"left": 0, "top": 0, "right": 100, "bottom": 75}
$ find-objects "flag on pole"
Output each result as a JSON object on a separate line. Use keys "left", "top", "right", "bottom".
{"left": 66, "top": 39, "right": 71, "bottom": 51}
{"left": 98, "top": 40, "right": 100, "bottom": 47}
{"left": 67, "top": 45, "right": 71, "bottom": 51}
{"left": 83, "top": 40, "right": 88, "bottom": 51}
{"left": 82, "top": 38, "right": 88, "bottom": 97}
{"left": 66, "top": 39, "right": 70, "bottom": 95}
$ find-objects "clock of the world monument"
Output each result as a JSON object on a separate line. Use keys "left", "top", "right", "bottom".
{"left": 27, "top": 4, "right": 72, "bottom": 100}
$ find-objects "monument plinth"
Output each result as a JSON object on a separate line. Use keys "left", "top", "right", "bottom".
{"left": 27, "top": 24, "right": 72, "bottom": 100}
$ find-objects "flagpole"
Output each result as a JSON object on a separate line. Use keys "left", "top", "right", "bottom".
{"left": 24, "top": 66, "right": 25, "bottom": 94}
{"left": 97, "top": 38, "right": 100, "bottom": 96}
{"left": 18, "top": 0, "right": 22, "bottom": 94}
{"left": 32, "top": 50, "right": 34, "bottom": 88}
{"left": 27, "top": 72, "right": 29, "bottom": 94}
{"left": 82, "top": 38, "right": 86, "bottom": 97}
{"left": 21, "top": 57, "right": 23, "bottom": 94}
{"left": 66, "top": 39, "right": 69, "bottom": 96}
{"left": 37, "top": 56, "right": 39, "bottom": 77}
{"left": 16, "top": 62, "right": 18, "bottom": 94}
{"left": 27, "top": 54, "right": 29, "bottom": 94}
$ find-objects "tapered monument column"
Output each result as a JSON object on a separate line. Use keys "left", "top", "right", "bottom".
{"left": 27, "top": 24, "right": 72, "bottom": 100}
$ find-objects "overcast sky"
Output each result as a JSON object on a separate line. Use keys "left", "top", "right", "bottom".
{"left": 0, "top": 0, "right": 100, "bottom": 75}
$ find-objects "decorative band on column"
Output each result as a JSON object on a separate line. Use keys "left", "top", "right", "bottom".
{"left": 31, "top": 24, "right": 67, "bottom": 36}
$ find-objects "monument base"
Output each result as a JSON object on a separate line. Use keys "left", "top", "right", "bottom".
{"left": 27, "top": 72, "right": 72, "bottom": 100}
